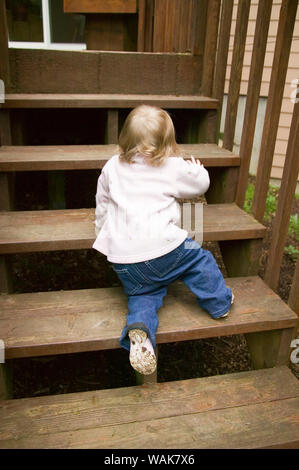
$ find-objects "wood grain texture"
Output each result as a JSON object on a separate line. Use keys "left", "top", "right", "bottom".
{"left": 0, "top": 276, "right": 297, "bottom": 359}
{"left": 137, "top": 0, "right": 154, "bottom": 52}
{"left": 152, "top": 0, "right": 198, "bottom": 53}
{"left": 64, "top": 0, "right": 137, "bottom": 13}
{"left": 0, "top": 204, "right": 266, "bottom": 255}
{"left": 223, "top": 0, "right": 251, "bottom": 151}
{"left": 220, "top": 238, "right": 262, "bottom": 277}
{"left": 246, "top": 328, "right": 295, "bottom": 370}
{"left": 235, "top": 0, "right": 272, "bottom": 207}
{"left": 0, "top": 144, "right": 240, "bottom": 171}
{"left": 213, "top": 0, "right": 233, "bottom": 102}
{"left": 264, "top": 102, "right": 299, "bottom": 290}
{"left": 1, "top": 94, "right": 217, "bottom": 109}
{"left": 7, "top": 49, "right": 202, "bottom": 95}
{"left": 0, "top": 367, "right": 298, "bottom": 448}
{"left": 251, "top": 0, "right": 298, "bottom": 222}
{"left": 201, "top": 0, "right": 221, "bottom": 96}
{"left": 106, "top": 110, "right": 119, "bottom": 144}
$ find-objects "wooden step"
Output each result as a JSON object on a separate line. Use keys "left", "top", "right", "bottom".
{"left": 0, "top": 144, "right": 240, "bottom": 172}
{"left": 0, "top": 366, "right": 298, "bottom": 448}
{"left": 1, "top": 276, "right": 297, "bottom": 359}
{"left": 0, "top": 94, "right": 218, "bottom": 109}
{"left": 0, "top": 204, "right": 266, "bottom": 255}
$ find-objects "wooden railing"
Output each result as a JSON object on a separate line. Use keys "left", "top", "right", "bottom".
{"left": 220, "top": 0, "right": 298, "bottom": 314}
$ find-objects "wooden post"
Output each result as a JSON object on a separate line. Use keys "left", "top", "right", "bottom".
{"left": 223, "top": 0, "right": 251, "bottom": 151}
{"left": 245, "top": 328, "right": 295, "bottom": 370}
{"left": 0, "top": 256, "right": 13, "bottom": 294}
{"left": 251, "top": 0, "right": 298, "bottom": 223}
{"left": 201, "top": 0, "right": 221, "bottom": 97}
{"left": 235, "top": 0, "right": 272, "bottom": 208}
{"left": 205, "top": 166, "right": 239, "bottom": 204}
{"left": 213, "top": 0, "right": 234, "bottom": 136}
{"left": 0, "top": 0, "right": 10, "bottom": 88}
{"left": 106, "top": 109, "right": 119, "bottom": 144}
{"left": 138, "top": 0, "right": 154, "bottom": 52}
{"left": 48, "top": 171, "right": 66, "bottom": 210}
{"left": 289, "top": 257, "right": 299, "bottom": 316}
{"left": 0, "top": 363, "right": 12, "bottom": 401}
{"left": 219, "top": 238, "right": 263, "bottom": 277}
{"left": 0, "top": 112, "right": 13, "bottom": 296}
{"left": 264, "top": 102, "right": 299, "bottom": 291}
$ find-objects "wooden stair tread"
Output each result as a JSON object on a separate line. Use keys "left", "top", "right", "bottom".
{"left": 1, "top": 276, "right": 297, "bottom": 358}
{"left": 0, "top": 94, "right": 218, "bottom": 109}
{"left": 0, "top": 366, "right": 298, "bottom": 448}
{"left": 0, "top": 144, "right": 240, "bottom": 171}
{"left": 0, "top": 204, "right": 266, "bottom": 255}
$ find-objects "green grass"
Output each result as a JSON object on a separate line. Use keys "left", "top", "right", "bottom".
{"left": 289, "top": 214, "right": 299, "bottom": 240}
{"left": 244, "top": 181, "right": 299, "bottom": 241}
{"left": 284, "top": 244, "right": 299, "bottom": 261}
{"left": 244, "top": 182, "right": 278, "bottom": 221}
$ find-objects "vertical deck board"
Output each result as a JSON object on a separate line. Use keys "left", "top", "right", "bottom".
{"left": 235, "top": 0, "right": 272, "bottom": 208}
{"left": 223, "top": 0, "right": 251, "bottom": 151}
{"left": 251, "top": 0, "right": 298, "bottom": 222}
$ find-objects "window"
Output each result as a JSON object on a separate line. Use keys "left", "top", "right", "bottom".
{"left": 6, "top": 0, "right": 86, "bottom": 50}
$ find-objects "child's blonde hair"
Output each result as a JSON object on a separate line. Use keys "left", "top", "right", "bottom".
{"left": 118, "top": 105, "right": 179, "bottom": 167}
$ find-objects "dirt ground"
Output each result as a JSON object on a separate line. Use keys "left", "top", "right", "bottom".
{"left": 7, "top": 175, "right": 299, "bottom": 398}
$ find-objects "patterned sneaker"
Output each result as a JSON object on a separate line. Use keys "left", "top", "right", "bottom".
{"left": 128, "top": 329, "right": 157, "bottom": 375}
{"left": 217, "top": 292, "right": 235, "bottom": 319}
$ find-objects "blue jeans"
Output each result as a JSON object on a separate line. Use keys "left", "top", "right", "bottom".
{"left": 112, "top": 237, "right": 232, "bottom": 351}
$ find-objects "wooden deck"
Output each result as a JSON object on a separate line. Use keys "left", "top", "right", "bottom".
{"left": 0, "top": 94, "right": 218, "bottom": 109}
{"left": 0, "top": 204, "right": 266, "bottom": 254}
{"left": 1, "top": 276, "right": 297, "bottom": 358}
{"left": 0, "top": 366, "right": 298, "bottom": 448}
{"left": 0, "top": 144, "right": 240, "bottom": 171}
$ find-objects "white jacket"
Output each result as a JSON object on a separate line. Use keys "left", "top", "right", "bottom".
{"left": 93, "top": 154, "right": 210, "bottom": 263}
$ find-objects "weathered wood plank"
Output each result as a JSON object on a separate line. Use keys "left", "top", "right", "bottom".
{"left": 235, "top": 0, "right": 272, "bottom": 207}
{"left": 1, "top": 94, "right": 217, "bottom": 109}
{"left": 2, "top": 397, "right": 298, "bottom": 449}
{"left": 246, "top": 328, "right": 295, "bottom": 369}
{"left": 0, "top": 367, "right": 298, "bottom": 448}
{"left": 106, "top": 110, "right": 119, "bottom": 144}
{"left": 213, "top": 0, "right": 233, "bottom": 105}
{"left": 201, "top": 0, "right": 221, "bottom": 97}
{"left": 137, "top": 0, "right": 154, "bottom": 52}
{"left": 0, "top": 144, "right": 240, "bottom": 171}
{"left": 205, "top": 167, "right": 239, "bottom": 203}
{"left": 0, "top": 276, "right": 297, "bottom": 359}
{"left": 85, "top": 13, "right": 137, "bottom": 51}
{"left": 223, "top": 0, "right": 251, "bottom": 151}
{"left": 0, "top": 204, "right": 266, "bottom": 255}
{"left": 219, "top": 238, "right": 262, "bottom": 277}
{"left": 264, "top": 102, "right": 299, "bottom": 290}
{"left": 251, "top": 0, "right": 298, "bottom": 222}
{"left": 0, "top": 367, "right": 297, "bottom": 439}
{"left": 7, "top": 49, "right": 202, "bottom": 95}
{"left": 64, "top": 0, "right": 137, "bottom": 13}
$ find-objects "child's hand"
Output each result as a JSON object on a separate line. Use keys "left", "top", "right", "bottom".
{"left": 187, "top": 155, "right": 203, "bottom": 166}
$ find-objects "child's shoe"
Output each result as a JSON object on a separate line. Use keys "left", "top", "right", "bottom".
{"left": 217, "top": 292, "right": 234, "bottom": 319}
{"left": 128, "top": 329, "right": 157, "bottom": 375}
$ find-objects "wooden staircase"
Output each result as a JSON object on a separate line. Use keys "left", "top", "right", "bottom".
{"left": 0, "top": 1, "right": 299, "bottom": 450}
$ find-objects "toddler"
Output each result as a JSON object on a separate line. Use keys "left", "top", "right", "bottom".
{"left": 93, "top": 105, "right": 233, "bottom": 376}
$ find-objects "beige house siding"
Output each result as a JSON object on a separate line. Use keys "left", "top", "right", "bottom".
{"left": 224, "top": 0, "right": 299, "bottom": 182}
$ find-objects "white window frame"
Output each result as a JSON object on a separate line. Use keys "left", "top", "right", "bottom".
{"left": 8, "top": 0, "right": 86, "bottom": 51}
